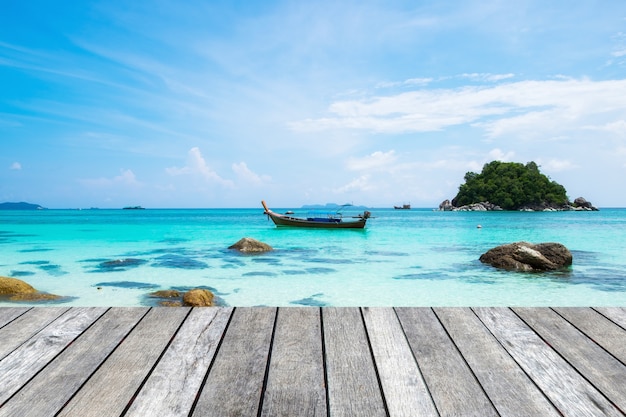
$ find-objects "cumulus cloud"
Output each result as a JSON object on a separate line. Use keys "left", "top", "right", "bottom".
{"left": 334, "top": 175, "right": 373, "bottom": 193}
{"left": 232, "top": 162, "right": 271, "bottom": 184}
{"left": 10, "top": 162, "right": 21, "bottom": 170}
{"left": 488, "top": 148, "right": 515, "bottom": 162}
{"left": 166, "top": 147, "right": 233, "bottom": 187}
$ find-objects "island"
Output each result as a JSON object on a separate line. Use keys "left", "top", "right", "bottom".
{"left": 439, "top": 161, "right": 598, "bottom": 211}
{"left": 0, "top": 202, "right": 46, "bottom": 210}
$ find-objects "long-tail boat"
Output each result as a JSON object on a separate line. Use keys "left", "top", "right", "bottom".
{"left": 262, "top": 200, "right": 371, "bottom": 229}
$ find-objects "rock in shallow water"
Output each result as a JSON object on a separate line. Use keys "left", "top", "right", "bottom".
{"left": 228, "top": 237, "right": 273, "bottom": 253}
{"left": 0, "top": 276, "right": 64, "bottom": 301}
{"left": 479, "top": 242, "right": 572, "bottom": 272}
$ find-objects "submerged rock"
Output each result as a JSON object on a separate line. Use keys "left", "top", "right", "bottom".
{"left": 479, "top": 242, "right": 572, "bottom": 272}
{"left": 0, "top": 276, "right": 36, "bottom": 295}
{"left": 149, "top": 288, "right": 216, "bottom": 307}
{"left": 182, "top": 289, "right": 215, "bottom": 306}
{"left": 228, "top": 237, "right": 273, "bottom": 253}
{"left": 0, "top": 276, "right": 63, "bottom": 301}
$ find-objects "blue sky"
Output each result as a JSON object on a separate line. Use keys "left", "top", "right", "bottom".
{"left": 2, "top": 0, "right": 626, "bottom": 208}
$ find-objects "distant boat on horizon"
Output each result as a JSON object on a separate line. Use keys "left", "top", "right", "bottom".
{"left": 394, "top": 203, "right": 411, "bottom": 210}
{"left": 123, "top": 206, "right": 145, "bottom": 210}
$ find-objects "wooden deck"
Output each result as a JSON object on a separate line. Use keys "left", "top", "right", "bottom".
{"left": 1, "top": 307, "right": 625, "bottom": 416}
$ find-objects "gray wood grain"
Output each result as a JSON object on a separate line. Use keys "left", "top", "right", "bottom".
{"left": 0, "top": 307, "right": 107, "bottom": 405}
{"left": 475, "top": 307, "right": 623, "bottom": 417}
{"left": 434, "top": 307, "right": 560, "bottom": 417}
{"left": 0, "top": 307, "right": 31, "bottom": 328}
{"left": 595, "top": 307, "right": 626, "bottom": 330}
{"left": 322, "top": 307, "right": 387, "bottom": 417}
{"left": 362, "top": 307, "right": 438, "bottom": 417}
{"left": 0, "top": 307, "right": 68, "bottom": 360}
{"left": 57, "top": 307, "right": 190, "bottom": 417}
{"left": 0, "top": 307, "right": 149, "bottom": 417}
{"left": 192, "top": 307, "right": 276, "bottom": 417}
{"left": 125, "top": 307, "right": 233, "bottom": 417}
{"left": 260, "top": 307, "right": 326, "bottom": 417}
{"left": 555, "top": 307, "right": 626, "bottom": 364}
{"left": 396, "top": 307, "right": 498, "bottom": 417}
{"left": 514, "top": 307, "right": 626, "bottom": 411}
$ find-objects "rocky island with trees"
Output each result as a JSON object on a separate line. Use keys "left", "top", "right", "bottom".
{"left": 439, "top": 161, "right": 598, "bottom": 211}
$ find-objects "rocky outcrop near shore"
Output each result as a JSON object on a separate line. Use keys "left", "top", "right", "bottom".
{"left": 439, "top": 200, "right": 502, "bottom": 211}
{"left": 148, "top": 288, "right": 216, "bottom": 306}
{"left": 479, "top": 242, "right": 572, "bottom": 272}
{"left": 439, "top": 197, "right": 598, "bottom": 211}
{"left": 0, "top": 276, "right": 63, "bottom": 301}
{"left": 228, "top": 237, "right": 273, "bottom": 253}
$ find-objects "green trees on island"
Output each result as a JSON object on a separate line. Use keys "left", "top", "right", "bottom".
{"left": 451, "top": 161, "right": 568, "bottom": 210}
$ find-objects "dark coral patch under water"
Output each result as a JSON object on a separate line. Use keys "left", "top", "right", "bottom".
{"left": 152, "top": 254, "right": 208, "bottom": 269}
{"left": 393, "top": 271, "right": 452, "bottom": 280}
{"left": 290, "top": 293, "right": 327, "bottom": 306}
{"left": 96, "top": 258, "right": 148, "bottom": 272}
{"left": 95, "top": 281, "right": 160, "bottom": 290}
{"left": 305, "top": 267, "right": 336, "bottom": 274}
{"left": 10, "top": 270, "right": 36, "bottom": 277}
{"left": 242, "top": 271, "right": 278, "bottom": 277}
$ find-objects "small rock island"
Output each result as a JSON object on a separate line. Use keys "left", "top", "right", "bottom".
{"left": 439, "top": 161, "right": 598, "bottom": 211}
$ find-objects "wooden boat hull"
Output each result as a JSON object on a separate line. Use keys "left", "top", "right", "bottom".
{"left": 262, "top": 201, "right": 368, "bottom": 229}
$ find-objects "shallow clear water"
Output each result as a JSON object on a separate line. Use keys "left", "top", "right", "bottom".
{"left": 1, "top": 208, "right": 625, "bottom": 306}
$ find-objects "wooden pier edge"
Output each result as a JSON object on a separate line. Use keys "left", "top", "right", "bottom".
{"left": 0, "top": 307, "right": 625, "bottom": 417}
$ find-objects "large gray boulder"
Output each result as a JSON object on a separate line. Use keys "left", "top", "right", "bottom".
{"left": 573, "top": 197, "right": 598, "bottom": 211}
{"left": 228, "top": 237, "right": 273, "bottom": 253}
{"left": 479, "top": 242, "right": 572, "bottom": 272}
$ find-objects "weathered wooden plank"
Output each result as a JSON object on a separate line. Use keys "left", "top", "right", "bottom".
{"left": 260, "top": 308, "right": 326, "bottom": 417}
{"left": 124, "top": 307, "right": 233, "bottom": 417}
{"left": 0, "top": 307, "right": 107, "bottom": 405}
{"left": 595, "top": 307, "right": 626, "bottom": 330}
{"left": 0, "top": 307, "right": 69, "bottom": 360}
{"left": 475, "top": 307, "right": 623, "bottom": 417}
{"left": 322, "top": 307, "right": 387, "bottom": 417}
{"left": 0, "top": 307, "right": 149, "bottom": 417}
{"left": 192, "top": 307, "right": 276, "bottom": 417}
{"left": 362, "top": 307, "right": 438, "bottom": 417}
{"left": 0, "top": 307, "right": 31, "bottom": 328}
{"left": 434, "top": 307, "right": 561, "bottom": 417}
{"left": 514, "top": 307, "right": 626, "bottom": 411}
{"left": 396, "top": 307, "right": 498, "bottom": 417}
{"left": 57, "top": 307, "right": 190, "bottom": 417}
{"left": 554, "top": 307, "right": 626, "bottom": 365}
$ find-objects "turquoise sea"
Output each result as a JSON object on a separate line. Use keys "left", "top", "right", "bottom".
{"left": 1, "top": 207, "right": 626, "bottom": 306}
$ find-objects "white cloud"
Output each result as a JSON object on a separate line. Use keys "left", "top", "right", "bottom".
{"left": 166, "top": 147, "right": 233, "bottom": 187}
{"left": 460, "top": 73, "right": 515, "bottom": 82}
{"left": 334, "top": 175, "right": 373, "bottom": 193}
{"left": 232, "top": 162, "right": 271, "bottom": 184}
{"left": 346, "top": 150, "right": 397, "bottom": 171}
{"left": 80, "top": 169, "right": 141, "bottom": 187}
{"left": 291, "top": 78, "right": 626, "bottom": 142}
{"left": 536, "top": 158, "right": 577, "bottom": 172}
{"left": 488, "top": 148, "right": 515, "bottom": 162}
{"left": 10, "top": 162, "right": 21, "bottom": 170}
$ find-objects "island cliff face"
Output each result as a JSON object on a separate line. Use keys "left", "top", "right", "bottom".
{"left": 439, "top": 161, "right": 598, "bottom": 211}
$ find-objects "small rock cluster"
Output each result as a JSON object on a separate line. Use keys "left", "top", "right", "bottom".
{"left": 439, "top": 197, "right": 598, "bottom": 211}
{"left": 148, "top": 288, "right": 216, "bottom": 307}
